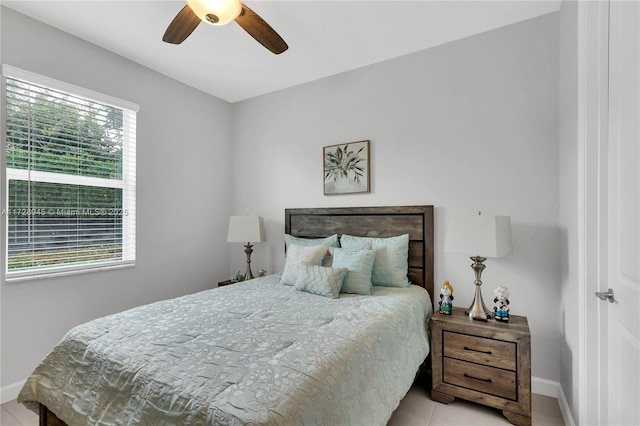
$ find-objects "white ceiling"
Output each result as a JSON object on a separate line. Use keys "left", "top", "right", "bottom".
{"left": 3, "top": 1, "right": 561, "bottom": 103}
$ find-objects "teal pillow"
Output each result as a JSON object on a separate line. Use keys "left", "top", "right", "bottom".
{"left": 332, "top": 247, "right": 375, "bottom": 295}
{"left": 284, "top": 234, "right": 339, "bottom": 267}
{"left": 294, "top": 262, "right": 348, "bottom": 299}
{"left": 339, "top": 234, "right": 410, "bottom": 287}
{"left": 284, "top": 234, "right": 340, "bottom": 250}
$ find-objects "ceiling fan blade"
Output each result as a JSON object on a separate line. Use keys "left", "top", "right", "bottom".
{"left": 163, "top": 5, "right": 201, "bottom": 44}
{"left": 235, "top": 4, "right": 288, "bottom": 54}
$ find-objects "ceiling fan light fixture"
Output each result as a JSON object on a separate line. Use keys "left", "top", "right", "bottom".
{"left": 185, "top": 0, "right": 242, "bottom": 26}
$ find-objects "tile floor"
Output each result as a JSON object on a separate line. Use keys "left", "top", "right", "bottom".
{"left": 1, "top": 380, "right": 565, "bottom": 426}
{"left": 387, "top": 380, "right": 565, "bottom": 425}
{"left": 1, "top": 399, "right": 38, "bottom": 426}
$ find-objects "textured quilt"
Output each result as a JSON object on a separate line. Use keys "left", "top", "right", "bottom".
{"left": 18, "top": 274, "right": 432, "bottom": 425}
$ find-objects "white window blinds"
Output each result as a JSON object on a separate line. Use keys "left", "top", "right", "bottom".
{"left": 3, "top": 65, "right": 138, "bottom": 280}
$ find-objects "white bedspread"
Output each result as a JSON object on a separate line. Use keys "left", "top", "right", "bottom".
{"left": 18, "top": 274, "right": 432, "bottom": 425}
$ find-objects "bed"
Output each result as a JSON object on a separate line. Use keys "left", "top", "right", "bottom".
{"left": 19, "top": 205, "right": 434, "bottom": 425}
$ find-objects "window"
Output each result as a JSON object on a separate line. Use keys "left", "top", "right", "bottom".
{"left": 3, "top": 65, "right": 137, "bottom": 280}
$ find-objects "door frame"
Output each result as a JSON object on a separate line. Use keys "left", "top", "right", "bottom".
{"left": 577, "top": 1, "right": 609, "bottom": 424}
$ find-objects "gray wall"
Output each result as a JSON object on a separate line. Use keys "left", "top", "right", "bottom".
{"left": 230, "top": 13, "right": 561, "bottom": 382}
{"left": 558, "top": 0, "right": 580, "bottom": 419}
{"left": 1, "top": 7, "right": 233, "bottom": 387}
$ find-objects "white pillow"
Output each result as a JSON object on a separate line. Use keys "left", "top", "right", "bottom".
{"left": 280, "top": 244, "right": 329, "bottom": 285}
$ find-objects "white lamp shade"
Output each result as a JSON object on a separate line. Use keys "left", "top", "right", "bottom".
{"left": 444, "top": 214, "right": 513, "bottom": 258}
{"left": 227, "top": 216, "right": 266, "bottom": 243}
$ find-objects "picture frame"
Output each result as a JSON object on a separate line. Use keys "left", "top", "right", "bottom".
{"left": 323, "top": 140, "right": 370, "bottom": 195}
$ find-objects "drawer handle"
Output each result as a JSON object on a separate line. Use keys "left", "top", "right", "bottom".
{"left": 464, "top": 346, "right": 492, "bottom": 355}
{"left": 464, "top": 373, "right": 492, "bottom": 383}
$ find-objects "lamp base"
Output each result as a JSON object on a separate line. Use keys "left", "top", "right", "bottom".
{"left": 243, "top": 243, "right": 254, "bottom": 281}
{"left": 465, "top": 284, "right": 494, "bottom": 321}
{"left": 464, "top": 256, "right": 494, "bottom": 321}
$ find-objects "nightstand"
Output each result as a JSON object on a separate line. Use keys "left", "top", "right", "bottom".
{"left": 431, "top": 307, "right": 531, "bottom": 426}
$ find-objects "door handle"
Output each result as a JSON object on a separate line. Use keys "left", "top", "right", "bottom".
{"left": 595, "top": 288, "right": 615, "bottom": 303}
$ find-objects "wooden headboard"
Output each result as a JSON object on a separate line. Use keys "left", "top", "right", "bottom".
{"left": 285, "top": 205, "right": 434, "bottom": 302}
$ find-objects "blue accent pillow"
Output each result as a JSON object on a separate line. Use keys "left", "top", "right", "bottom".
{"left": 284, "top": 234, "right": 339, "bottom": 266}
{"left": 284, "top": 234, "right": 340, "bottom": 250}
{"left": 294, "top": 262, "right": 348, "bottom": 299}
{"left": 332, "top": 247, "right": 376, "bottom": 295}
{"left": 339, "top": 234, "right": 410, "bottom": 287}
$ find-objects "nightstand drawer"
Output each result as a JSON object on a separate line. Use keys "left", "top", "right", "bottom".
{"left": 443, "top": 357, "right": 517, "bottom": 400}
{"left": 443, "top": 331, "right": 516, "bottom": 371}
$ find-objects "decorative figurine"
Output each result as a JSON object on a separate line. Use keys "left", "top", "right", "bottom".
{"left": 493, "top": 285, "right": 510, "bottom": 322}
{"left": 439, "top": 281, "right": 454, "bottom": 315}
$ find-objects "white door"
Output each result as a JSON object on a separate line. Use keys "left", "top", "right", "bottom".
{"left": 603, "top": 1, "right": 640, "bottom": 424}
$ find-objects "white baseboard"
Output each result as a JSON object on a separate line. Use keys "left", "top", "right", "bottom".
{"left": 532, "top": 376, "right": 576, "bottom": 426}
{"left": 4, "top": 375, "right": 577, "bottom": 425}
{"left": 532, "top": 376, "right": 560, "bottom": 397}
{"left": 556, "top": 383, "right": 576, "bottom": 426}
{"left": 1, "top": 380, "right": 25, "bottom": 404}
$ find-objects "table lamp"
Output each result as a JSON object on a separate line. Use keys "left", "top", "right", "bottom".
{"left": 444, "top": 213, "right": 513, "bottom": 320}
{"left": 227, "top": 215, "right": 266, "bottom": 281}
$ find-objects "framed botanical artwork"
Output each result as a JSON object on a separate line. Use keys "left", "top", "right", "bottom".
{"left": 323, "top": 140, "right": 370, "bottom": 195}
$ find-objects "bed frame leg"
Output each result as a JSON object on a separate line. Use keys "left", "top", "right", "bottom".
{"left": 39, "top": 404, "right": 47, "bottom": 426}
{"left": 416, "top": 354, "right": 432, "bottom": 389}
{"left": 39, "top": 404, "right": 67, "bottom": 426}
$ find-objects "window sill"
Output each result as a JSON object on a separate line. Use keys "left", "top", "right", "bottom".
{"left": 5, "top": 261, "right": 136, "bottom": 283}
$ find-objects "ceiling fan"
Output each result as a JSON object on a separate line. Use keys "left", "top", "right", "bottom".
{"left": 163, "top": 0, "right": 288, "bottom": 54}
